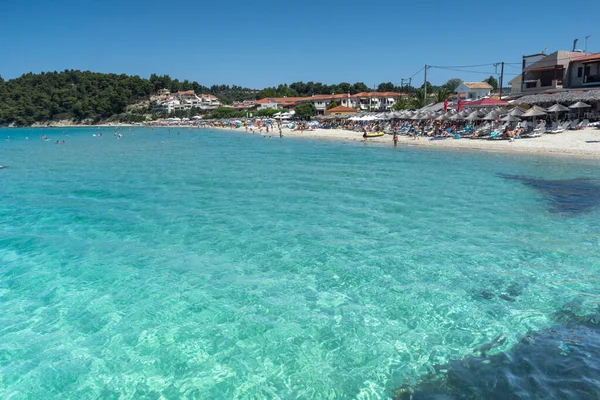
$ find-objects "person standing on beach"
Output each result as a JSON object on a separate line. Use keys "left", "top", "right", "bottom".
{"left": 279, "top": 126, "right": 283, "bottom": 138}
{"left": 393, "top": 132, "right": 398, "bottom": 147}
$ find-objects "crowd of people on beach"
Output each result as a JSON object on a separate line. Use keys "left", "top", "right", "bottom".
{"left": 141, "top": 103, "right": 599, "bottom": 144}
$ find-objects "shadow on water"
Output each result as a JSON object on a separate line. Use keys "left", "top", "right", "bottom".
{"left": 498, "top": 174, "right": 600, "bottom": 215}
{"left": 391, "top": 305, "right": 600, "bottom": 400}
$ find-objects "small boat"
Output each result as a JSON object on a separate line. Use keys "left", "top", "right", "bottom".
{"left": 364, "top": 131, "right": 385, "bottom": 138}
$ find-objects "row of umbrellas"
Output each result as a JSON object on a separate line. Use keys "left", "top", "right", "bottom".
{"left": 344, "top": 101, "right": 592, "bottom": 123}
{"left": 520, "top": 101, "right": 591, "bottom": 119}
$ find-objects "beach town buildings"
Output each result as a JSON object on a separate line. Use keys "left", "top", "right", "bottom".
{"left": 517, "top": 50, "right": 584, "bottom": 94}
{"left": 324, "top": 106, "right": 357, "bottom": 116}
{"left": 454, "top": 82, "right": 493, "bottom": 100}
{"left": 508, "top": 50, "right": 600, "bottom": 94}
{"left": 567, "top": 53, "right": 600, "bottom": 89}
{"left": 255, "top": 92, "right": 407, "bottom": 114}
{"left": 152, "top": 91, "right": 221, "bottom": 113}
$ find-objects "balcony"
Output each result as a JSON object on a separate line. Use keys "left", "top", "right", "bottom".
{"left": 522, "top": 79, "right": 563, "bottom": 92}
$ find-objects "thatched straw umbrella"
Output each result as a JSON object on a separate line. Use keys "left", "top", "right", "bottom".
{"left": 521, "top": 105, "right": 547, "bottom": 117}
{"left": 521, "top": 105, "right": 547, "bottom": 127}
{"left": 569, "top": 101, "right": 592, "bottom": 120}
{"left": 509, "top": 107, "right": 525, "bottom": 117}
{"left": 482, "top": 111, "right": 499, "bottom": 121}
{"left": 500, "top": 114, "right": 521, "bottom": 123}
{"left": 546, "top": 103, "right": 570, "bottom": 123}
{"left": 465, "top": 111, "right": 480, "bottom": 121}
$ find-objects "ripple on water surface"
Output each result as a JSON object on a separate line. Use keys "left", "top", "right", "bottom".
{"left": 0, "top": 127, "right": 599, "bottom": 398}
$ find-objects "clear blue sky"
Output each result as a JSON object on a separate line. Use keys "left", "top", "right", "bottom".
{"left": 1, "top": 0, "right": 598, "bottom": 89}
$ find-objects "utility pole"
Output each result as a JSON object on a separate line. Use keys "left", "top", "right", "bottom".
{"left": 423, "top": 65, "right": 428, "bottom": 107}
{"left": 498, "top": 62, "right": 504, "bottom": 100}
{"left": 401, "top": 78, "right": 412, "bottom": 94}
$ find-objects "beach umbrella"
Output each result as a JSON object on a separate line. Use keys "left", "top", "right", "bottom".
{"left": 500, "top": 114, "right": 521, "bottom": 122}
{"left": 521, "top": 106, "right": 547, "bottom": 118}
{"left": 465, "top": 111, "right": 480, "bottom": 121}
{"left": 509, "top": 107, "right": 525, "bottom": 116}
{"left": 435, "top": 114, "right": 450, "bottom": 121}
{"left": 546, "top": 103, "right": 570, "bottom": 123}
{"left": 482, "top": 111, "right": 499, "bottom": 121}
{"left": 547, "top": 103, "right": 570, "bottom": 112}
{"left": 568, "top": 101, "right": 591, "bottom": 109}
{"left": 458, "top": 110, "right": 471, "bottom": 117}
{"left": 521, "top": 105, "right": 547, "bottom": 127}
{"left": 569, "top": 101, "right": 592, "bottom": 119}
{"left": 450, "top": 114, "right": 465, "bottom": 121}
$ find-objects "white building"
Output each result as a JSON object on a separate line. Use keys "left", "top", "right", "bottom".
{"left": 454, "top": 82, "right": 493, "bottom": 100}
{"left": 305, "top": 92, "right": 404, "bottom": 114}
{"left": 152, "top": 91, "right": 221, "bottom": 113}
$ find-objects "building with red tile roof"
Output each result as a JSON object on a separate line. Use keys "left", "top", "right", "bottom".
{"left": 567, "top": 52, "right": 600, "bottom": 89}
{"left": 324, "top": 106, "right": 357, "bottom": 115}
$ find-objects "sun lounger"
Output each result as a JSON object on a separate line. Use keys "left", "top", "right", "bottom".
{"left": 548, "top": 121, "right": 571, "bottom": 134}
{"left": 577, "top": 119, "right": 590, "bottom": 129}
{"left": 520, "top": 131, "right": 543, "bottom": 138}
{"left": 568, "top": 119, "right": 579, "bottom": 130}
{"left": 533, "top": 122, "right": 546, "bottom": 134}
{"left": 545, "top": 122, "right": 558, "bottom": 132}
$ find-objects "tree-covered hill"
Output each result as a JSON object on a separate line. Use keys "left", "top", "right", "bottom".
{"left": 0, "top": 70, "right": 155, "bottom": 125}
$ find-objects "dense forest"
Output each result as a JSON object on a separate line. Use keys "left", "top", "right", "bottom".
{"left": 0, "top": 71, "right": 153, "bottom": 125}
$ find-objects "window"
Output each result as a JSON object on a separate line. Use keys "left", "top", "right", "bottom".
{"left": 578, "top": 67, "right": 582, "bottom": 78}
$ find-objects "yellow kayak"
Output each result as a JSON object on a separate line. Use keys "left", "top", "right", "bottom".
{"left": 364, "top": 131, "right": 385, "bottom": 138}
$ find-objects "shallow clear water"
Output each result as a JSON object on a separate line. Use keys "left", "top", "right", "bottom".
{"left": 1, "top": 127, "right": 599, "bottom": 398}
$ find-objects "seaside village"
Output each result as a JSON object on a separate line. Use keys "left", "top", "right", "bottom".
{"left": 147, "top": 46, "right": 600, "bottom": 141}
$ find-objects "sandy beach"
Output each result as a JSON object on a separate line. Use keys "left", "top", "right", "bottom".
{"left": 247, "top": 125, "right": 600, "bottom": 158}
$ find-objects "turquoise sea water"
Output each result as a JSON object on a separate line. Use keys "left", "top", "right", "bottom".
{"left": 0, "top": 127, "right": 599, "bottom": 399}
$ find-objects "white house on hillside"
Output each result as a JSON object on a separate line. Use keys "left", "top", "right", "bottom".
{"left": 454, "top": 82, "right": 493, "bottom": 100}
